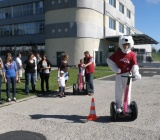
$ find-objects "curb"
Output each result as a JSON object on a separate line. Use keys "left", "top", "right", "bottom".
{"left": 0, "top": 74, "right": 116, "bottom": 108}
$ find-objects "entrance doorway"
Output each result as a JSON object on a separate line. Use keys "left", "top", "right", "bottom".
{"left": 56, "top": 52, "right": 64, "bottom": 66}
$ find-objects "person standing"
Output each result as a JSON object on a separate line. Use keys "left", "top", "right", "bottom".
{"left": 3, "top": 53, "right": 18, "bottom": 102}
{"left": 15, "top": 53, "right": 23, "bottom": 83}
{"left": 58, "top": 53, "right": 69, "bottom": 83}
{"left": 83, "top": 51, "right": 95, "bottom": 96}
{"left": 0, "top": 58, "right": 4, "bottom": 104}
{"left": 58, "top": 53, "right": 69, "bottom": 95}
{"left": 36, "top": 53, "right": 42, "bottom": 80}
{"left": 24, "top": 52, "right": 36, "bottom": 95}
{"left": 33, "top": 53, "right": 38, "bottom": 82}
{"left": 58, "top": 71, "right": 66, "bottom": 98}
{"left": 38, "top": 54, "right": 51, "bottom": 95}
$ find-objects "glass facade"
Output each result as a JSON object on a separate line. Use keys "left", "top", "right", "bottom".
{"left": 35, "top": 1, "right": 44, "bottom": 14}
{"left": 0, "top": 21, "right": 44, "bottom": 37}
{"left": 0, "top": 7, "right": 12, "bottom": 19}
{"left": 0, "top": 1, "right": 43, "bottom": 19}
{"left": 13, "top": 3, "right": 33, "bottom": 18}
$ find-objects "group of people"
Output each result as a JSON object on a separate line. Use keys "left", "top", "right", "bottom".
{"left": 0, "top": 52, "right": 52, "bottom": 103}
{"left": 57, "top": 51, "right": 95, "bottom": 97}
{"left": 0, "top": 35, "right": 142, "bottom": 114}
{"left": 0, "top": 50, "right": 95, "bottom": 103}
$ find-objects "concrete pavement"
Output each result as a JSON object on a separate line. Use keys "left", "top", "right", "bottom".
{"left": 0, "top": 68, "right": 160, "bottom": 140}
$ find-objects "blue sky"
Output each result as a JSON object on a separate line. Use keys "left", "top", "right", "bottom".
{"left": 132, "top": 0, "right": 160, "bottom": 49}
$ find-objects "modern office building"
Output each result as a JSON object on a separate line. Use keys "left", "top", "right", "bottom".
{"left": 0, "top": 0, "right": 158, "bottom": 65}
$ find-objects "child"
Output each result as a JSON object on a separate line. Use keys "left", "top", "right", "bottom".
{"left": 77, "top": 59, "right": 85, "bottom": 89}
{"left": 58, "top": 71, "right": 66, "bottom": 97}
{"left": 107, "top": 35, "right": 141, "bottom": 113}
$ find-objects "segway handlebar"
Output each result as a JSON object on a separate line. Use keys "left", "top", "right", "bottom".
{"left": 121, "top": 75, "right": 135, "bottom": 79}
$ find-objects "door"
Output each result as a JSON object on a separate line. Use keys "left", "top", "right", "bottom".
{"left": 57, "top": 52, "right": 64, "bottom": 66}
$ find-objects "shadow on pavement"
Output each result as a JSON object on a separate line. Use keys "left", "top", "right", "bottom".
{"left": 0, "top": 130, "right": 46, "bottom": 140}
{"left": 30, "top": 114, "right": 116, "bottom": 123}
{"left": 30, "top": 114, "right": 87, "bottom": 123}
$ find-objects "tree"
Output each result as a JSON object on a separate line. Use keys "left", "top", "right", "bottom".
{"left": 152, "top": 47, "right": 157, "bottom": 53}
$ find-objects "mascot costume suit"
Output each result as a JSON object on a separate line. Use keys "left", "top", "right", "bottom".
{"left": 107, "top": 35, "right": 141, "bottom": 113}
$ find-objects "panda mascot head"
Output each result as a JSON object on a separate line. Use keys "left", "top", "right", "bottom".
{"left": 119, "top": 35, "right": 134, "bottom": 54}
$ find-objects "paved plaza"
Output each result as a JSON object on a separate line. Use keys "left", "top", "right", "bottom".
{"left": 0, "top": 68, "right": 160, "bottom": 140}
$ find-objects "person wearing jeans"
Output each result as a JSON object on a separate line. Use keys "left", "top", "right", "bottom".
{"left": 38, "top": 54, "right": 51, "bottom": 95}
{"left": 3, "top": 53, "right": 18, "bottom": 102}
{"left": 24, "top": 52, "right": 36, "bottom": 95}
{"left": 83, "top": 51, "right": 95, "bottom": 96}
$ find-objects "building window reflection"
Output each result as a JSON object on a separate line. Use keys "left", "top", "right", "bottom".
{"left": 0, "top": 21, "right": 44, "bottom": 37}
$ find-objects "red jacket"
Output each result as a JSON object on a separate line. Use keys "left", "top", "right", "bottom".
{"left": 84, "top": 55, "right": 94, "bottom": 74}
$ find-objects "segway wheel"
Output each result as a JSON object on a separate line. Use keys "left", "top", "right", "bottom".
{"left": 110, "top": 101, "right": 117, "bottom": 121}
{"left": 130, "top": 101, "right": 138, "bottom": 121}
{"left": 73, "top": 84, "right": 77, "bottom": 95}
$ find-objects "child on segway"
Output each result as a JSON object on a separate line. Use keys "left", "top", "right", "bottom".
{"left": 107, "top": 35, "right": 141, "bottom": 120}
{"left": 77, "top": 59, "right": 85, "bottom": 90}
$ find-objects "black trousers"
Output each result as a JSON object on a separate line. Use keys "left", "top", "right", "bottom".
{"left": 40, "top": 73, "right": 50, "bottom": 92}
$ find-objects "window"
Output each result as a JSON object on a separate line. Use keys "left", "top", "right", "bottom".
{"left": 109, "top": 46, "right": 116, "bottom": 52}
{"left": 126, "top": 27, "right": 130, "bottom": 35}
{"left": 119, "top": 2, "right": 124, "bottom": 14}
{"left": 0, "top": 25, "right": 12, "bottom": 37}
{"left": 35, "top": 1, "right": 44, "bottom": 14}
{"left": 0, "top": 7, "right": 12, "bottom": 19}
{"left": 109, "top": 18, "right": 116, "bottom": 30}
{"left": 127, "top": 9, "right": 131, "bottom": 18}
{"left": 0, "top": 21, "right": 44, "bottom": 37}
{"left": 13, "top": 3, "right": 33, "bottom": 18}
{"left": 119, "top": 23, "right": 124, "bottom": 33}
{"left": 109, "top": 0, "right": 116, "bottom": 8}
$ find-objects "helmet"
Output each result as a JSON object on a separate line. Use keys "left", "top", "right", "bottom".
{"left": 119, "top": 35, "right": 134, "bottom": 53}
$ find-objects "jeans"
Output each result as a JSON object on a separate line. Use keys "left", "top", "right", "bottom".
{"left": 6, "top": 76, "right": 16, "bottom": 98}
{"left": 85, "top": 73, "right": 94, "bottom": 94}
{"left": 25, "top": 73, "right": 36, "bottom": 94}
{"left": 40, "top": 73, "right": 50, "bottom": 92}
{"left": 59, "top": 87, "right": 65, "bottom": 93}
{"left": 0, "top": 75, "right": 2, "bottom": 100}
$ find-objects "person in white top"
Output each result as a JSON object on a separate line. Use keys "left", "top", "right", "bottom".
{"left": 58, "top": 71, "right": 66, "bottom": 98}
{"left": 36, "top": 53, "right": 42, "bottom": 80}
{"left": 38, "top": 54, "right": 51, "bottom": 95}
{"left": 33, "top": 54, "right": 37, "bottom": 81}
{"left": 15, "top": 53, "right": 22, "bottom": 83}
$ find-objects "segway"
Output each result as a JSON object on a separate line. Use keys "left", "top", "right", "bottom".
{"left": 73, "top": 73, "right": 88, "bottom": 95}
{"left": 110, "top": 75, "right": 138, "bottom": 121}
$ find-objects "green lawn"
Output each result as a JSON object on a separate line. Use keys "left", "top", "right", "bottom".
{"left": 1, "top": 66, "right": 114, "bottom": 102}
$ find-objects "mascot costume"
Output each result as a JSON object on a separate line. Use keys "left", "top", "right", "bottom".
{"left": 107, "top": 35, "right": 141, "bottom": 113}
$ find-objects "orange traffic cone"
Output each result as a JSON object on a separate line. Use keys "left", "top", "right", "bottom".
{"left": 87, "top": 98, "right": 99, "bottom": 121}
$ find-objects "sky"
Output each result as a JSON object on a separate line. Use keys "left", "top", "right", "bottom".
{"left": 132, "top": 0, "right": 160, "bottom": 49}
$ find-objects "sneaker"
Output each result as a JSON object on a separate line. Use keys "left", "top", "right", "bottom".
{"left": 12, "top": 97, "right": 17, "bottom": 102}
{"left": 116, "top": 108, "right": 122, "bottom": 113}
{"left": 58, "top": 93, "right": 63, "bottom": 98}
{"left": 8, "top": 98, "right": 11, "bottom": 102}
{"left": 88, "top": 93, "right": 94, "bottom": 96}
